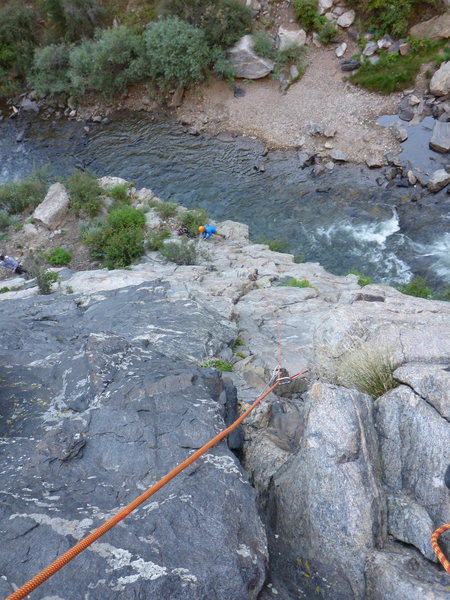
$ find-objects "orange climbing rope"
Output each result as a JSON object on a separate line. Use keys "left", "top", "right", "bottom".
{"left": 431, "top": 523, "right": 450, "bottom": 574}
{"left": 6, "top": 369, "right": 308, "bottom": 600}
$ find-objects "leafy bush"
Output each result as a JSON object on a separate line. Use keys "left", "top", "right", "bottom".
{"left": 108, "top": 183, "right": 130, "bottom": 203}
{"left": 338, "top": 343, "right": 400, "bottom": 399}
{"left": 258, "top": 237, "right": 290, "bottom": 253}
{"left": 0, "top": 175, "right": 48, "bottom": 215}
{"left": 65, "top": 170, "right": 103, "bottom": 216}
{"left": 37, "top": 270, "right": 59, "bottom": 295}
{"left": 0, "top": 2, "right": 37, "bottom": 88}
{"left": 292, "top": 0, "right": 322, "bottom": 32}
{"left": 252, "top": 30, "right": 277, "bottom": 59}
{"left": 146, "top": 228, "right": 171, "bottom": 250}
{"left": 30, "top": 43, "right": 71, "bottom": 97}
{"left": 160, "top": 0, "right": 251, "bottom": 48}
{"left": 179, "top": 207, "right": 209, "bottom": 235}
{"left": 158, "top": 237, "right": 200, "bottom": 264}
{"left": 348, "top": 269, "right": 373, "bottom": 287}
{"left": 154, "top": 201, "right": 178, "bottom": 219}
{"left": 143, "top": 17, "right": 211, "bottom": 93}
{"left": 201, "top": 359, "right": 233, "bottom": 371}
{"left": 68, "top": 25, "right": 145, "bottom": 95}
{"left": 44, "top": 247, "right": 72, "bottom": 266}
{"left": 83, "top": 206, "right": 146, "bottom": 268}
{"left": 42, "top": 0, "right": 105, "bottom": 42}
{"left": 211, "top": 47, "right": 236, "bottom": 84}
{"left": 350, "top": 40, "right": 443, "bottom": 94}
{"left": 280, "top": 277, "right": 312, "bottom": 288}
{"left": 317, "top": 20, "right": 339, "bottom": 45}
{"left": 0, "top": 212, "right": 11, "bottom": 230}
{"left": 398, "top": 276, "right": 431, "bottom": 298}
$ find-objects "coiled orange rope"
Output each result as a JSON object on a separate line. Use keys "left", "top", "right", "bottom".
{"left": 6, "top": 372, "right": 297, "bottom": 600}
{"left": 431, "top": 523, "right": 450, "bottom": 574}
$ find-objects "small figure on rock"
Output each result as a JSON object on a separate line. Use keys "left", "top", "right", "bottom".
{"left": 198, "top": 224, "right": 225, "bottom": 240}
{"left": 0, "top": 254, "right": 27, "bottom": 275}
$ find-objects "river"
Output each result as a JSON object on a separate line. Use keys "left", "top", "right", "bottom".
{"left": 1, "top": 108, "right": 449, "bottom": 289}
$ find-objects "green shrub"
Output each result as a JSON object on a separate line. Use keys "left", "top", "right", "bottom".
{"left": 348, "top": 269, "right": 373, "bottom": 287}
{"left": 146, "top": 228, "right": 171, "bottom": 250}
{"left": 37, "top": 270, "right": 59, "bottom": 295}
{"left": 82, "top": 206, "right": 146, "bottom": 268}
{"left": 0, "top": 176, "right": 47, "bottom": 215}
{"left": 154, "top": 201, "right": 178, "bottom": 219}
{"left": 0, "top": 286, "right": 10, "bottom": 293}
{"left": 44, "top": 247, "right": 72, "bottom": 266}
{"left": 158, "top": 237, "right": 200, "bottom": 265}
{"left": 201, "top": 359, "right": 233, "bottom": 371}
{"left": 398, "top": 276, "right": 431, "bottom": 298}
{"left": 280, "top": 277, "right": 311, "bottom": 288}
{"left": 0, "top": 2, "right": 37, "bottom": 88}
{"left": 350, "top": 40, "right": 443, "bottom": 94}
{"left": 317, "top": 20, "right": 339, "bottom": 45}
{"left": 179, "top": 207, "right": 209, "bottom": 235}
{"left": 65, "top": 170, "right": 103, "bottom": 216}
{"left": 211, "top": 46, "right": 236, "bottom": 84}
{"left": 257, "top": 237, "right": 290, "bottom": 253}
{"left": 68, "top": 25, "right": 145, "bottom": 95}
{"left": 252, "top": 30, "right": 277, "bottom": 59}
{"left": 30, "top": 43, "right": 71, "bottom": 97}
{"left": 143, "top": 17, "right": 211, "bottom": 94}
{"left": 292, "top": 0, "right": 321, "bottom": 32}
{"left": 160, "top": 0, "right": 251, "bottom": 48}
{"left": 106, "top": 206, "right": 146, "bottom": 230}
{"left": 0, "top": 212, "right": 11, "bottom": 230}
{"left": 108, "top": 183, "right": 130, "bottom": 203}
{"left": 42, "top": 0, "right": 105, "bottom": 42}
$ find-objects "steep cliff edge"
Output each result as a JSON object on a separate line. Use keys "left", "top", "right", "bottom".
{"left": 0, "top": 185, "right": 449, "bottom": 599}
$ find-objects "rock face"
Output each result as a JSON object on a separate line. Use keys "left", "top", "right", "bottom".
{"left": 228, "top": 35, "right": 275, "bottom": 79}
{"left": 410, "top": 13, "right": 450, "bottom": 40}
{"left": 2, "top": 182, "right": 450, "bottom": 600}
{"left": 428, "top": 168, "right": 450, "bottom": 192}
{"left": 32, "top": 182, "right": 70, "bottom": 230}
{"left": 0, "top": 283, "right": 267, "bottom": 599}
{"left": 430, "top": 61, "right": 450, "bottom": 96}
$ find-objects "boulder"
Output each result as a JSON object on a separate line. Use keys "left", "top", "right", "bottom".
{"left": 430, "top": 121, "right": 450, "bottom": 153}
{"left": 32, "top": 182, "right": 70, "bottom": 230}
{"left": 340, "top": 58, "right": 360, "bottom": 71}
{"left": 335, "top": 42, "right": 347, "bottom": 57}
{"left": 269, "top": 383, "right": 386, "bottom": 600}
{"left": 228, "top": 35, "right": 275, "bottom": 79}
{"left": 390, "top": 121, "right": 408, "bottom": 142}
{"left": 387, "top": 494, "right": 436, "bottom": 561}
{"left": 337, "top": 10, "right": 355, "bottom": 28}
{"left": 98, "top": 176, "right": 129, "bottom": 190}
{"left": 329, "top": 149, "right": 347, "bottom": 162}
{"left": 276, "top": 26, "right": 306, "bottom": 51}
{"left": 428, "top": 168, "right": 450, "bottom": 192}
{"left": 394, "top": 362, "right": 450, "bottom": 419}
{"left": 363, "top": 40, "right": 378, "bottom": 56}
{"left": 430, "top": 61, "right": 450, "bottom": 96}
{"left": 318, "top": 0, "right": 333, "bottom": 14}
{"left": 409, "top": 13, "right": 450, "bottom": 41}
{"left": 399, "top": 96, "right": 415, "bottom": 121}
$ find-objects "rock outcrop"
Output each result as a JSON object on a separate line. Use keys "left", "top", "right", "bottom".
{"left": 32, "top": 182, "right": 70, "bottom": 230}
{"left": 228, "top": 35, "right": 275, "bottom": 79}
{"left": 1, "top": 182, "right": 450, "bottom": 600}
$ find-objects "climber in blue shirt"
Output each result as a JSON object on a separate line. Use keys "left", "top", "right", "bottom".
{"left": 198, "top": 224, "right": 217, "bottom": 240}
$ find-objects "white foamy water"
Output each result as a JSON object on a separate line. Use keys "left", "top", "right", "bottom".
{"left": 412, "top": 232, "right": 450, "bottom": 283}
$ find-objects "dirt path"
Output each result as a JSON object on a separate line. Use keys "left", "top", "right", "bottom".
{"left": 178, "top": 45, "right": 403, "bottom": 164}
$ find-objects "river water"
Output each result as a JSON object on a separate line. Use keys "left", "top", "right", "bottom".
{"left": 1, "top": 109, "right": 449, "bottom": 288}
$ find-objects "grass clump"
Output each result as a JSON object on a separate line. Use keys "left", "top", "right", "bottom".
{"left": 201, "top": 359, "right": 233, "bottom": 372}
{"left": 66, "top": 171, "right": 103, "bottom": 217}
{"left": 43, "top": 247, "right": 72, "bottom": 266}
{"left": 83, "top": 206, "right": 146, "bottom": 268}
{"left": 280, "top": 277, "right": 312, "bottom": 288}
{"left": 258, "top": 237, "right": 290, "bottom": 253}
{"left": 108, "top": 183, "right": 130, "bottom": 203}
{"left": 154, "top": 201, "right": 178, "bottom": 219}
{"left": 398, "top": 276, "right": 431, "bottom": 299}
{"left": 158, "top": 237, "right": 201, "bottom": 265}
{"left": 338, "top": 342, "right": 400, "bottom": 399}
{"left": 348, "top": 269, "right": 373, "bottom": 287}
{"left": 0, "top": 173, "right": 48, "bottom": 215}
{"left": 291, "top": 0, "right": 338, "bottom": 43}
{"left": 350, "top": 38, "right": 444, "bottom": 94}
{"left": 146, "top": 228, "right": 171, "bottom": 250}
{"left": 179, "top": 207, "right": 209, "bottom": 236}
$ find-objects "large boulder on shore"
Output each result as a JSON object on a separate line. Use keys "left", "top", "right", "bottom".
{"left": 409, "top": 13, "right": 450, "bottom": 40}
{"left": 32, "top": 182, "right": 70, "bottom": 230}
{"left": 0, "top": 282, "right": 267, "bottom": 599}
{"left": 430, "top": 61, "right": 450, "bottom": 96}
{"left": 228, "top": 35, "right": 275, "bottom": 79}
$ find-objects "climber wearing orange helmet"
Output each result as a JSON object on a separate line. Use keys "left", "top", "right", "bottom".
{"left": 198, "top": 224, "right": 217, "bottom": 240}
